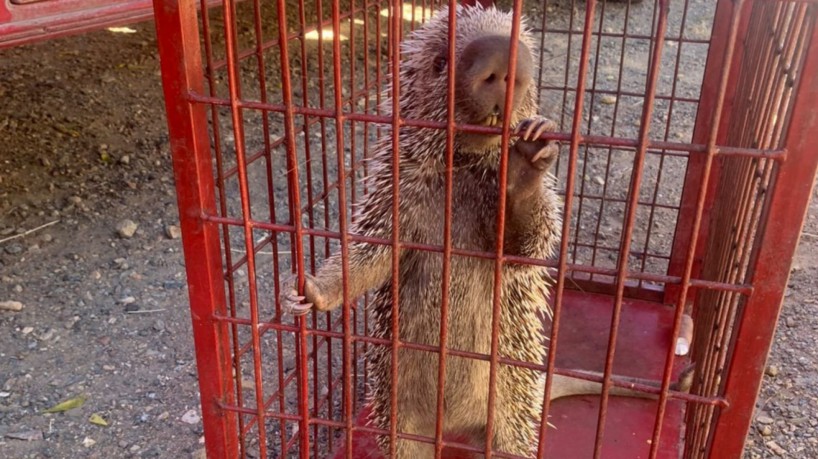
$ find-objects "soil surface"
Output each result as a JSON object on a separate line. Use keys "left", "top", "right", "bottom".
{"left": 0, "top": 1, "right": 816, "bottom": 458}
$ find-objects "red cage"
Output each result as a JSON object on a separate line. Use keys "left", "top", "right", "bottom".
{"left": 152, "top": 0, "right": 818, "bottom": 457}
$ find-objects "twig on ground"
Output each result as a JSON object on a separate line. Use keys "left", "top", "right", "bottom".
{"left": 0, "top": 220, "right": 60, "bottom": 244}
{"left": 126, "top": 309, "right": 167, "bottom": 314}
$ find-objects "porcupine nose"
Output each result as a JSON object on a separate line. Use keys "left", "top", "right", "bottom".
{"left": 456, "top": 34, "right": 534, "bottom": 123}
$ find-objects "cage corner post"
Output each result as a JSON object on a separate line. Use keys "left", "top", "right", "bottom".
{"left": 706, "top": 11, "right": 818, "bottom": 457}
{"left": 152, "top": 0, "right": 240, "bottom": 458}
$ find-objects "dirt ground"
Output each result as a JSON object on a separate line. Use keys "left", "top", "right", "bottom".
{"left": 1, "top": 1, "right": 817, "bottom": 459}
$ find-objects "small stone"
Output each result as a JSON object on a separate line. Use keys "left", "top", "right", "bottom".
{"left": 757, "top": 415, "right": 774, "bottom": 424}
{"left": 165, "top": 225, "right": 181, "bottom": 239}
{"left": 181, "top": 409, "right": 201, "bottom": 424}
{"left": 765, "top": 365, "right": 779, "bottom": 377}
{"left": 37, "top": 328, "right": 55, "bottom": 341}
{"left": 600, "top": 94, "right": 617, "bottom": 105}
{"left": 192, "top": 448, "right": 207, "bottom": 459}
{"left": 82, "top": 437, "right": 96, "bottom": 448}
{"left": 118, "top": 296, "right": 136, "bottom": 304}
{"left": 124, "top": 304, "right": 140, "bottom": 313}
{"left": 5, "top": 244, "right": 23, "bottom": 255}
{"left": 129, "top": 445, "right": 141, "bottom": 453}
{"left": 68, "top": 196, "right": 82, "bottom": 205}
{"left": 13, "top": 284, "right": 22, "bottom": 293}
{"left": 120, "top": 155, "right": 130, "bottom": 165}
{"left": 103, "top": 365, "right": 115, "bottom": 371}
{"left": 785, "top": 316, "right": 796, "bottom": 328}
{"left": 21, "top": 326, "right": 34, "bottom": 335}
{"left": 153, "top": 320, "right": 165, "bottom": 331}
{"left": 42, "top": 233, "right": 53, "bottom": 243}
{"left": 766, "top": 440, "right": 787, "bottom": 455}
{"left": 5, "top": 430, "right": 43, "bottom": 441}
{"left": 116, "top": 219, "right": 138, "bottom": 239}
{"left": 0, "top": 300, "right": 24, "bottom": 311}
{"left": 157, "top": 411, "right": 170, "bottom": 421}
{"left": 759, "top": 424, "right": 773, "bottom": 436}
{"left": 0, "top": 391, "right": 10, "bottom": 398}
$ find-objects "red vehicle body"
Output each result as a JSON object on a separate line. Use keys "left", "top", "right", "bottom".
{"left": 0, "top": 0, "right": 156, "bottom": 48}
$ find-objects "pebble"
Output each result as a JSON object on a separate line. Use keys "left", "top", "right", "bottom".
{"left": 785, "top": 316, "right": 796, "bottom": 328}
{"left": 600, "top": 95, "right": 617, "bottom": 105}
{"left": 0, "top": 300, "right": 24, "bottom": 311}
{"left": 153, "top": 320, "right": 165, "bottom": 331}
{"left": 124, "top": 304, "right": 140, "bottom": 313}
{"left": 116, "top": 219, "right": 138, "bottom": 238}
{"left": 42, "top": 233, "right": 53, "bottom": 243}
{"left": 757, "top": 415, "right": 775, "bottom": 425}
{"left": 192, "top": 448, "right": 207, "bottom": 459}
{"left": 181, "top": 409, "right": 200, "bottom": 424}
{"left": 118, "top": 296, "right": 136, "bottom": 304}
{"left": 37, "top": 328, "right": 55, "bottom": 341}
{"left": 5, "top": 243, "right": 23, "bottom": 255}
{"left": 82, "top": 437, "right": 96, "bottom": 448}
{"left": 766, "top": 440, "right": 787, "bottom": 455}
{"left": 165, "top": 225, "right": 181, "bottom": 239}
{"left": 21, "top": 326, "right": 34, "bottom": 335}
{"left": 120, "top": 155, "right": 130, "bottom": 165}
{"left": 759, "top": 425, "right": 773, "bottom": 436}
{"left": 766, "top": 365, "right": 779, "bottom": 377}
{"left": 5, "top": 430, "right": 43, "bottom": 441}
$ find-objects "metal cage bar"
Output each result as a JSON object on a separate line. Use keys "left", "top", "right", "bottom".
{"left": 152, "top": 0, "right": 239, "bottom": 457}
{"left": 149, "top": 0, "right": 818, "bottom": 457}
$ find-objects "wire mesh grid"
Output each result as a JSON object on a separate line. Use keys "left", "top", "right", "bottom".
{"left": 151, "top": 0, "right": 818, "bottom": 457}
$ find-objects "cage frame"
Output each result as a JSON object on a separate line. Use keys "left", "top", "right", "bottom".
{"left": 152, "top": 0, "right": 818, "bottom": 457}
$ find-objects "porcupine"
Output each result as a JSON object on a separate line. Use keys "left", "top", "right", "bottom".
{"left": 282, "top": 5, "right": 692, "bottom": 457}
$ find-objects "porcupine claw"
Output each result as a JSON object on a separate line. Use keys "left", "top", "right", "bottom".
{"left": 514, "top": 116, "right": 559, "bottom": 169}
{"left": 279, "top": 275, "right": 316, "bottom": 316}
{"left": 284, "top": 290, "right": 313, "bottom": 316}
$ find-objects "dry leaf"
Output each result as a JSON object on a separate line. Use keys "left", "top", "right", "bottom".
{"left": 43, "top": 395, "right": 86, "bottom": 413}
{"left": 89, "top": 413, "right": 108, "bottom": 426}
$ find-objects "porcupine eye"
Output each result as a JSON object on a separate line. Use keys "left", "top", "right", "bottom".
{"left": 432, "top": 55, "right": 447, "bottom": 74}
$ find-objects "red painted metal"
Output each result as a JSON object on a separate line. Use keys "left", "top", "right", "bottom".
{"left": 700, "top": 3, "right": 818, "bottom": 457}
{"left": 151, "top": 0, "right": 238, "bottom": 457}
{"left": 331, "top": 291, "right": 691, "bottom": 459}
{"left": 150, "top": 0, "right": 818, "bottom": 457}
{"left": 0, "top": 0, "right": 218, "bottom": 48}
{"left": 0, "top": 0, "right": 153, "bottom": 48}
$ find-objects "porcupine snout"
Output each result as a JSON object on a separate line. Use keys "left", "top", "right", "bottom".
{"left": 455, "top": 34, "right": 534, "bottom": 126}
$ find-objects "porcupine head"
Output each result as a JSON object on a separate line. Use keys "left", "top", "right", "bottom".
{"left": 387, "top": 4, "right": 541, "bottom": 168}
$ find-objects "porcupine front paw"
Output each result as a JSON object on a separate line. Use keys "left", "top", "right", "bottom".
{"left": 507, "top": 116, "right": 560, "bottom": 200}
{"left": 279, "top": 273, "right": 327, "bottom": 316}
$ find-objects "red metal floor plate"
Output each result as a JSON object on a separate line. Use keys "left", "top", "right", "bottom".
{"left": 329, "top": 290, "right": 688, "bottom": 458}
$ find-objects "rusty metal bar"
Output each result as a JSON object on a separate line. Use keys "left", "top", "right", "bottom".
{"left": 593, "top": 0, "right": 670, "bottom": 455}
{"left": 536, "top": 0, "right": 598, "bottom": 453}
{"left": 388, "top": 0, "right": 403, "bottom": 455}
{"left": 706, "top": 6, "right": 818, "bottom": 457}
{"left": 328, "top": 0, "right": 356, "bottom": 454}
{"left": 432, "top": 1, "right": 458, "bottom": 457}
{"left": 152, "top": 0, "right": 239, "bottom": 457}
